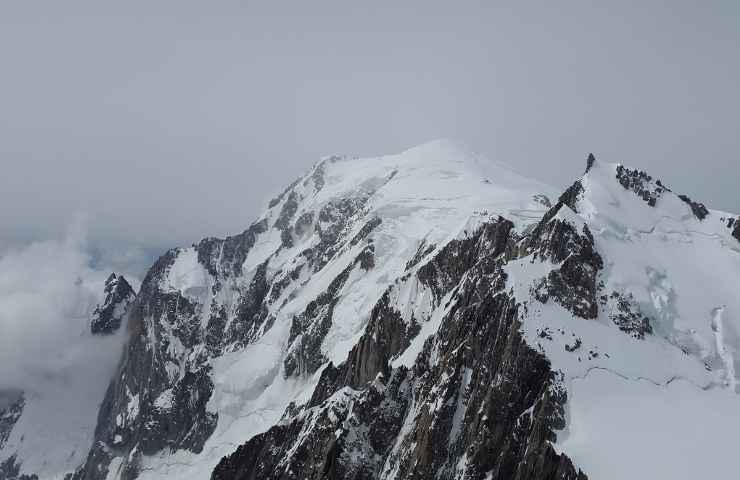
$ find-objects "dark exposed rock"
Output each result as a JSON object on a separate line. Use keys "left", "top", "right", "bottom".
{"left": 268, "top": 264, "right": 304, "bottom": 304}
{"left": 312, "top": 196, "right": 370, "bottom": 271}
{"left": 557, "top": 180, "right": 584, "bottom": 212}
{"left": 417, "top": 217, "right": 515, "bottom": 302}
{"left": 275, "top": 192, "right": 300, "bottom": 231}
{"left": 0, "top": 393, "right": 23, "bottom": 451}
{"left": 527, "top": 204, "right": 603, "bottom": 320}
{"left": 196, "top": 219, "right": 268, "bottom": 279}
{"left": 614, "top": 164, "right": 709, "bottom": 221}
{"left": 731, "top": 217, "right": 740, "bottom": 242}
{"left": 615, "top": 164, "right": 666, "bottom": 207}
{"left": 213, "top": 368, "right": 411, "bottom": 480}
{"left": 90, "top": 273, "right": 136, "bottom": 335}
{"left": 211, "top": 221, "right": 586, "bottom": 479}
{"left": 226, "top": 259, "right": 272, "bottom": 348}
{"left": 338, "top": 288, "right": 416, "bottom": 391}
{"left": 267, "top": 177, "right": 301, "bottom": 209}
{"left": 585, "top": 153, "right": 596, "bottom": 173}
{"left": 274, "top": 192, "right": 300, "bottom": 248}
{"left": 311, "top": 160, "right": 327, "bottom": 192}
{"left": 349, "top": 217, "right": 382, "bottom": 248}
{"left": 294, "top": 211, "right": 315, "bottom": 237}
{"left": 75, "top": 246, "right": 223, "bottom": 479}
{"left": 405, "top": 240, "right": 436, "bottom": 271}
{"left": 356, "top": 244, "right": 375, "bottom": 271}
{"left": 284, "top": 263, "right": 354, "bottom": 377}
{"left": 678, "top": 194, "right": 709, "bottom": 220}
{"left": 608, "top": 291, "right": 653, "bottom": 339}
{"left": 565, "top": 338, "right": 582, "bottom": 352}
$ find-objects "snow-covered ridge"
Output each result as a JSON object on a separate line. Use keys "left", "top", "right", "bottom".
{"left": 55, "top": 139, "right": 557, "bottom": 480}
{"left": 507, "top": 155, "right": 740, "bottom": 479}
{"left": 3, "top": 142, "right": 739, "bottom": 480}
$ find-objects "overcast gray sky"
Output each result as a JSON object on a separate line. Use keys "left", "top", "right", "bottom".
{"left": 1, "top": 1, "right": 738, "bottom": 260}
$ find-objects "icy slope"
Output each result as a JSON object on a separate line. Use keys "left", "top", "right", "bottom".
{"left": 67, "top": 140, "right": 555, "bottom": 480}
{"left": 504, "top": 157, "right": 740, "bottom": 479}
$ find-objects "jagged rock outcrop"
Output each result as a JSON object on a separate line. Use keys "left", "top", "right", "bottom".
{"left": 615, "top": 164, "right": 710, "bottom": 220}
{"left": 527, "top": 203, "right": 603, "bottom": 320}
{"left": 677, "top": 194, "right": 709, "bottom": 220}
{"left": 212, "top": 216, "right": 586, "bottom": 480}
{"left": 0, "top": 396, "right": 35, "bottom": 480}
{"left": 90, "top": 273, "right": 136, "bottom": 335}
{"left": 604, "top": 291, "right": 652, "bottom": 339}
{"left": 729, "top": 217, "right": 740, "bottom": 242}
{"left": 0, "top": 395, "right": 23, "bottom": 452}
{"left": 615, "top": 164, "right": 666, "bottom": 207}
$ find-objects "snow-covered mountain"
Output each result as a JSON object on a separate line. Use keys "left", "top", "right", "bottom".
{"left": 2, "top": 140, "right": 739, "bottom": 480}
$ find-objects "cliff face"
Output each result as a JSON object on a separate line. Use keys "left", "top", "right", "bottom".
{"left": 212, "top": 215, "right": 588, "bottom": 480}
{"left": 4, "top": 141, "right": 740, "bottom": 480}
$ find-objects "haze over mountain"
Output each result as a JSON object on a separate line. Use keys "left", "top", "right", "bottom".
{"left": 2, "top": 1, "right": 739, "bottom": 254}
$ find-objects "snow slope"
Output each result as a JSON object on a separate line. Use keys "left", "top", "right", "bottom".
{"left": 90, "top": 139, "right": 557, "bottom": 480}
{"left": 504, "top": 158, "right": 740, "bottom": 479}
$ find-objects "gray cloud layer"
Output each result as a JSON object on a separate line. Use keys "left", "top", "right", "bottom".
{"left": 1, "top": 1, "right": 738, "bottom": 253}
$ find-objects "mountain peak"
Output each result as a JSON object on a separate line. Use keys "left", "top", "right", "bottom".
{"left": 90, "top": 273, "right": 135, "bottom": 335}
{"left": 398, "top": 137, "right": 469, "bottom": 157}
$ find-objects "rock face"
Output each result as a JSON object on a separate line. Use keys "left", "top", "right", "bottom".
{"left": 730, "top": 217, "right": 740, "bottom": 242}
{"left": 9, "top": 142, "right": 740, "bottom": 480}
{"left": 614, "top": 163, "right": 710, "bottom": 220}
{"left": 0, "top": 395, "right": 23, "bottom": 452}
{"left": 615, "top": 164, "right": 666, "bottom": 207}
{"left": 527, "top": 203, "right": 603, "bottom": 320}
{"left": 212, "top": 216, "right": 587, "bottom": 480}
{"left": 90, "top": 273, "right": 136, "bottom": 335}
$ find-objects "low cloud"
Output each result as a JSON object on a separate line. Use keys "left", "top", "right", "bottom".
{"left": 0, "top": 220, "right": 143, "bottom": 394}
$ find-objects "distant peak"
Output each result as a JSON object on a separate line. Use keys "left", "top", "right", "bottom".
{"left": 91, "top": 272, "right": 135, "bottom": 335}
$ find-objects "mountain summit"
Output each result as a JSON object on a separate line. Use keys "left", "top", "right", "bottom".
{"left": 2, "top": 141, "right": 739, "bottom": 480}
